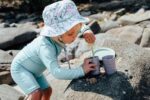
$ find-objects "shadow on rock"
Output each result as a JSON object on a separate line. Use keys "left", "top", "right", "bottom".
{"left": 67, "top": 71, "right": 134, "bottom": 100}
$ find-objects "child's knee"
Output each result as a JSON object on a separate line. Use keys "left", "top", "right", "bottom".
{"left": 43, "top": 87, "right": 52, "bottom": 96}
{"left": 30, "top": 89, "right": 43, "bottom": 99}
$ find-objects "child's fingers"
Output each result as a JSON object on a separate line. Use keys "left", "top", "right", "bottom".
{"left": 89, "top": 64, "right": 96, "bottom": 68}
{"left": 84, "top": 34, "right": 95, "bottom": 43}
{"left": 89, "top": 68, "right": 96, "bottom": 71}
{"left": 84, "top": 58, "right": 92, "bottom": 64}
{"left": 89, "top": 64, "right": 96, "bottom": 70}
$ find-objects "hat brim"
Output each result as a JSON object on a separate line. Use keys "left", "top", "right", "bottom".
{"left": 40, "top": 16, "right": 89, "bottom": 37}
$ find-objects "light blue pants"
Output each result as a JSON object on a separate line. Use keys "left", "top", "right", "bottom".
{"left": 11, "top": 61, "right": 50, "bottom": 95}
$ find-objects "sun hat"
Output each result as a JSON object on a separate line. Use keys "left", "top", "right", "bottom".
{"left": 40, "top": 0, "right": 89, "bottom": 37}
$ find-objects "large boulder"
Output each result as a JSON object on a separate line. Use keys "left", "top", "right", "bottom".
{"left": 100, "top": 20, "right": 120, "bottom": 32}
{"left": 0, "top": 84, "right": 24, "bottom": 100}
{"left": 65, "top": 38, "right": 150, "bottom": 100}
{"left": 0, "top": 50, "right": 19, "bottom": 84}
{"left": 45, "top": 37, "right": 150, "bottom": 100}
{"left": 0, "top": 22, "right": 37, "bottom": 50}
{"left": 105, "top": 25, "right": 143, "bottom": 44}
{"left": 140, "top": 28, "right": 150, "bottom": 47}
{"left": 0, "top": 50, "right": 13, "bottom": 64}
{"left": 117, "top": 11, "right": 150, "bottom": 25}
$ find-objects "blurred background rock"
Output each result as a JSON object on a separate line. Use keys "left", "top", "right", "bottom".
{"left": 0, "top": 0, "right": 150, "bottom": 100}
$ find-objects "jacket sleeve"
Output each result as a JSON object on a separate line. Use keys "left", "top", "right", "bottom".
{"left": 39, "top": 44, "right": 85, "bottom": 80}
{"left": 78, "top": 24, "right": 91, "bottom": 36}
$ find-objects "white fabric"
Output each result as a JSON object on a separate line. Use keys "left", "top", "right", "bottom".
{"left": 40, "top": 0, "right": 89, "bottom": 37}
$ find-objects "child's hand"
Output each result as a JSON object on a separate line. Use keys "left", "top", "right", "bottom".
{"left": 83, "top": 30, "right": 96, "bottom": 44}
{"left": 82, "top": 58, "right": 96, "bottom": 74}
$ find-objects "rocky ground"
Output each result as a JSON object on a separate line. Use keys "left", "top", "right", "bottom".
{"left": 0, "top": 0, "right": 150, "bottom": 100}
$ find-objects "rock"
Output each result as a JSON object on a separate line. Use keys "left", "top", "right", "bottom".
{"left": 10, "top": 23, "right": 17, "bottom": 27}
{"left": 15, "top": 13, "right": 28, "bottom": 22}
{"left": 0, "top": 50, "right": 19, "bottom": 84}
{"left": 109, "top": 14, "right": 117, "bottom": 21}
{"left": 65, "top": 38, "right": 150, "bottom": 100}
{"left": 89, "top": 12, "right": 111, "bottom": 21}
{"left": 118, "top": 11, "right": 150, "bottom": 25}
{"left": 100, "top": 20, "right": 120, "bottom": 32}
{"left": 80, "top": 11, "right": 91, "bottom": 16}
{"left": 0, "top": 63, "right": 10, "bottom": 71}
{"left": 89, "top": 13, "right": 104, "bottom": 21}
{"left": 6, "top": 50, "right": 19, "bottom": 57}
{"left": 0, "top": 13, "right": 6, "bottom": 19}
{"left": 0, "top": 71, "right": 14, "bottom": 84}
{"left": 65, "top": 72, "right": 133, "bottom": 100}
{"left": 136, "top": 8, "right": 145, "bottom": 14}
{"left": 19, "top": 14, "right": 42, "bottom": 24}
{"left": 91, "top": 0, "right": 136, "bottom": 10}
{"left": 0, "top": 23, "right": 10, "bottom": 28}
{"left": 88, "top": 20, "right": 101, "bottom": 34}
{"left": 0, "top": 84, "right": 24, "bottom": 100}
{"left": 0, "top": 22, "right": 37, "bottom": 50}
{"left": 0, "top": 49, "right": 13, "bottom": 63}
{"left": 114, "top": 8, "right": 126, "bottom": 16}
{"left": 140, "top": 28, "right": 150, "bottom": 47}
{"left": 138, "top": 21, "right": 150, "bottom": 28}
{"left": 4, "top": 12, "right": 16, "bottom": 20}
{"left": 144, "top": 48, "right": 150, "bottom": 51}
{"left": 106, "top": 25, "right": 143, "bottom": 44}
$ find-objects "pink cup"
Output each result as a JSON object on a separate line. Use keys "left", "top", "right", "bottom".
{"left": 87, "top": 56, "right": 100, "bottom": 76}
{"left": 102, "top": 55, "right": 117, "bottom": 75}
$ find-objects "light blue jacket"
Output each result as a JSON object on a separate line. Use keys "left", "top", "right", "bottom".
{"left": 12, "top": 24, "right": 90, "bottom": 80}
{"left": 12, "top": 36, "right": 84, "bottom": 80}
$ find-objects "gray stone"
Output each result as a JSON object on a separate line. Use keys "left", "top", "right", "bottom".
{"left": 0, "top": 50, "right": 13, "bottom": 63}
{"left": 0, "top": 71, "right": 13, "bottom": 84}
{"left": 114, "top": 8, "right": 126, "bottom": 16}
{"left": 0, "top": 84, "right": 24, "bottom": 100}
{"left": 10, "top": 23, "right": 17, "bottom": 27}
{"left": 138, "top": 21, "right": 150, "bottom": 28}
{"left": 88, "top": 20, "right": 101, "bottom": 34}
{"left": 100, "top": 20, "right": 120, "bottom": 32}
{"left": 118, "top": 11, "right": 150, "bottom": 25}
{"left": 80, "top": 11, "right": 91, "bottom": 16}
{"left": 140, "top": 28, "right": 150, "bottom": 47}
{"left": 65, "top": 72, "right": 133, "bottom": 100}
{"left": 65, "top": 38, "right": 150, "bottom": 100}
{"left": 0, "top": 50, "right": 19, "bottom": 84}
{"left": 0, "top": 22, "right": 37, "bottom": 50}
{"left": 106, "top": 25, "right": 143, "bottom": 44}
{"left": 89, "top": 13, "right": 104, "bottom": 21}
{"left": 0, "top": 23, "right": 9, "bottom": 28}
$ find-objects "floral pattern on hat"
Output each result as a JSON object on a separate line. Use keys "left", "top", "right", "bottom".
{"left": 40, "top": 0, "right": 89, "bottom": 37}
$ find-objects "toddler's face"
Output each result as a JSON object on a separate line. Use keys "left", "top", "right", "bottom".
{"left": 60, "top": 23, "right": 82, "bottom": 44}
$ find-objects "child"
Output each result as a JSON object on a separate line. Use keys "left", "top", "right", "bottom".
{"left": 11, "top": 0, "right": 96, "bottom": 100}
